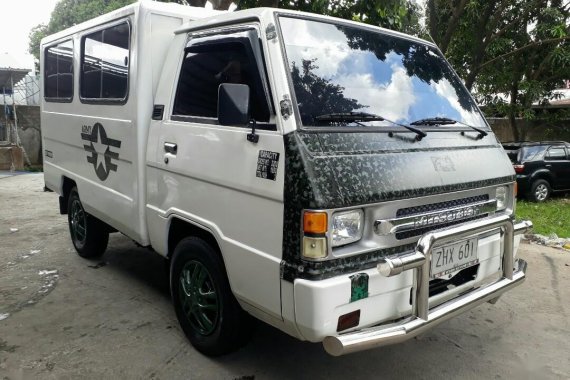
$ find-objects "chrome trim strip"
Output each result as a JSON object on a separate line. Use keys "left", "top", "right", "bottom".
{"left": 373, "top": 199, "right": 497, "bottom": 236}
{"left": 322, "top": 217, "right": 532, "bottom": 356}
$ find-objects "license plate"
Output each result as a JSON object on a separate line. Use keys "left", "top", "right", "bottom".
{"left": 431, "top": 238, "right": 478, "bottom": 279}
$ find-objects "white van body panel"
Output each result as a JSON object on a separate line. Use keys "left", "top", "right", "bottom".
{"left": 42, "top": 2, "right": 220, "bottom": 245}
{"left": 145, "top": 21, "right": 285, "bottom": 318}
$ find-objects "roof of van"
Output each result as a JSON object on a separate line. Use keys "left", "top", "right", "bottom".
{"left": 174, "top": 7, "right": 436, "bottom": 48}
{"left": 41, "top": 3, "right": 435, "bottom": 49}
{"left": 41, "top": 1, "right": 222, "bottom": 46}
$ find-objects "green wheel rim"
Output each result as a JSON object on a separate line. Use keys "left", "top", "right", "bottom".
{"left": 70, "top": 198, "right": 87, "bottom": 246}
{"left": 179, "top": 260, "right": 219, "bottom": 336}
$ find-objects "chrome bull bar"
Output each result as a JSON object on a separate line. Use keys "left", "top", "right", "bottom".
{"left": 323, "top": 215, "right": 532, "bottom": 356}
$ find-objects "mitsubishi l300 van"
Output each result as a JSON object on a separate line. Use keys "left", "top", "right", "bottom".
{"left": 41, "top": 2, "right": 531, "bottom": 356}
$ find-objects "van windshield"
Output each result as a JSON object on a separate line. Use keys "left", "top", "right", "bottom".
{"left": 279, "top": 17, "right": 487, "bottom": 130}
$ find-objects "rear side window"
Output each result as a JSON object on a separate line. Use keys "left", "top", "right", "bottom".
{"left": 172, "top": 30, "right": 270, "bottom": 123}
{"left": 80, "top": 21, "right": 130, "bottom": 102}
{"left": 520, "top": 146, "right": 546, "bottom": 162}
{"left": 44, "top": 40, "right": 74, "bottom": 101}
{"left": 545, "top": 147, "right": 567, "bottom": 160}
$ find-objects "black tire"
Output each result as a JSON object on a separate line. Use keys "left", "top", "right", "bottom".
{"left": 67, "top": 187, "right": 109, "bottom": 258}
{"left": 170, "top": 237, "right": 253, "bottom": 356}
{"left": 528, "top": 179, "right": 551, "bottom": 202}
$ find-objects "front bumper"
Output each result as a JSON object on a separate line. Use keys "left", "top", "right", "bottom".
{"left": 322, "top": 215, "right": 532, "bottom": 356}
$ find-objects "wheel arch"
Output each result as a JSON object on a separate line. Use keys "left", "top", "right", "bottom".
{"left": 59, "top": 176, "right": 77, "bottom": 214}
{"left": 529, "top": 169, "right": 553, "bottom": 185}
{"left": 167, "top": 217, "right": 223, "bottom": 262}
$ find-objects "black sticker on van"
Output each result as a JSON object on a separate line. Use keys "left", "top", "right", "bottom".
{"left": 81, "top": 123, "right": 122, "bottom": 181}
{"left": 256, "top": 150, "right": 279, "bottom": 181}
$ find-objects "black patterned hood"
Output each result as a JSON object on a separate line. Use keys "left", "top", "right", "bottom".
{"left": 288, "top": 131, "right": 514, "bottom": 208}
{"left": 281, "top": 130, "right": 515, "bottom": 281}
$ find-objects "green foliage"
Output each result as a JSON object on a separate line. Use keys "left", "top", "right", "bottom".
{"left": 238, "top": 0, "right": 422, "bottom": 35}
{"left": 28, "top": 24, "right": 48, "bottom": 58}
{"left": 428, "top": 0, "right": 570, "bottom": 141}
{"left": 290, "top": 59, "right": 363, "bottom": 123}
{"left": 28, "top": 0, "right": 138, "bottom": 60}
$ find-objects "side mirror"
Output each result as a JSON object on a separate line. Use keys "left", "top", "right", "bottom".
{"left": 218, "top": 83, "right": 250, "bottom": 127}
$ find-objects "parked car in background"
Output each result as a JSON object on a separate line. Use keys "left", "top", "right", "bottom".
{"left": 502, "top": 141, "right": 570, "bottom": 202}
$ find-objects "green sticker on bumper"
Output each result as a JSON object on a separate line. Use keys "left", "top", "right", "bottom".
{"left": 350, "top": 273, "right": 369, "bottom": 302}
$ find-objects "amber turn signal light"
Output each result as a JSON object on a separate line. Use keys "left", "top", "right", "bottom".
{"left": 303, "top": 211, "right": 328, "bottom": 234}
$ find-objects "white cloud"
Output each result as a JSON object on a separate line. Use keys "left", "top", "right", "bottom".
{"left": 432, "top": 78, "right": 481, "bottom": 126}
{"left": 0, "top": 0, "right": 59, "bottom": 72}
{"left": 338, "top": 64, "right": 417, "bottom": 121}
{"left": 281, "top": 18, "right": 350, "bottom": 78}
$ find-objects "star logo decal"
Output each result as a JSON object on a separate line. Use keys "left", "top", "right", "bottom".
{"left": 81, "top": 123, "right": 121, "bottom": 181}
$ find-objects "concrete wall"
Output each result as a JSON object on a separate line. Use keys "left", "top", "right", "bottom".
{"left": 0, "top": 105, "right": 42, "bottom": 165}
{"left": 488, "top": 117, "right": 570, "bottom": 142}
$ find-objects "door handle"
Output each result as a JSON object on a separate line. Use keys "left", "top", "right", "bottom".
{"left": 545, "top": 164, "right": 552, "bottom": 168}
{"left": 164, "top": 142, "right": 177, "bottom": 155}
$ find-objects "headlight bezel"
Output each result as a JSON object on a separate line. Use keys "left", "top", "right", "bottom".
{"left": 331, "top": 209, "right": 365, "bottom": 248}
{"left": 495, "top": 185, "right": 508, "bottom": 211}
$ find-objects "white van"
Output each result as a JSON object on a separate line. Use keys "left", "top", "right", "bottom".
{"left": 42, "top": 1, "right": 531, "bottom": 356}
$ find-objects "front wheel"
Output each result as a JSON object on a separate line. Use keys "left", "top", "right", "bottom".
{"left": 170, "top": 237, "right": 253, "bottom": 356}
{"left": 528, "top": 179, "right": 551, "bottom": 202}
{"left": 67, "top": 187, "right": 109, "bottom": 258}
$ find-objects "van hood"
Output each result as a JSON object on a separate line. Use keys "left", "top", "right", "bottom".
{"left": 283, "top": 130, "right": 514, "bottom": 209}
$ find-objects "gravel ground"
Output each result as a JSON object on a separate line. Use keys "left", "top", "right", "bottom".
{"left": 1, "top": 173, "right": 569, "bottom": 379}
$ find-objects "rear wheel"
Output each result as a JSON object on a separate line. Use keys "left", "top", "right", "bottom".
{"left": 170, "top": 237, "right": 253, "bottom": 356}
{"left": 67, "top": 187, "right": 109, "bottom": 258}
{"left": 528, "top": 179, "right": 551, "bottom": 202}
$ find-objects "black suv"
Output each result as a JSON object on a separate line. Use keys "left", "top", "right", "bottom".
{"left": 502, "top": 141, "right": 570, "bottom": 201}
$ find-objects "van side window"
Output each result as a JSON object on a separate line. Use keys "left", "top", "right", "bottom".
{"left": 172, "top": 31, "right": 270, "bottom": 123}
{"left": 45, "top": 40, "right": 74, "bottom": 101}
{"left": 80, "top": 21, "right": 130, "bottom": 101}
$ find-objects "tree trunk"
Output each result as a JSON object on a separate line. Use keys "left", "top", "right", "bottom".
{"left": 439, "top": 0, "right": 469, "bottom": 54}
{"left": 187, "top": 0, "right": 208, "bottom": 6}
{"left": 427, "top": 0, "right": 438, "bottom": 44}
{"left": 210, "top": 0, "right": 233, "bottom": 9}
{"left": 508, "top": 81, "right": 521, "bottom": 142}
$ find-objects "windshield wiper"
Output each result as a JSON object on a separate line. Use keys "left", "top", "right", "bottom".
{"left": 315, "top": 112, "right": 384, "bottom": 126}
{"left": 410, "top": 117, "right": 488, "bottom": 139}
{"left": 315, "top": 112, "right": 427, "bottom": 141}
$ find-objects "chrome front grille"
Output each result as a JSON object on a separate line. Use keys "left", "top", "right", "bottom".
{"left": 396, "top": 195, "right": 489, "bottom": 218}
{"left": 394, "top": 195, "right": 491, "bottom": 239}
{"left": 374, "top": 195, "right": 495, "bottom": 240}
{"left": 395, "top": 215, "right": 488, "bottom": 239}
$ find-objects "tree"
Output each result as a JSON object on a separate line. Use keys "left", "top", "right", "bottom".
{"left": 28, "top": 0, "right": 138, "bottom": 60}
{"left": 238, "top": 0, "right": 422, "bottom": 34}
{"left": 290, "top": 59, "right": 364, "bottom": 125}
{"left": 428, "top": 0, "right": 570, "bottom": 140}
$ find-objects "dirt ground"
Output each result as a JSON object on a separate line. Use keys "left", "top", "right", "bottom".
{"left": 1, "top": 173, "right": 569, "bottom": 379}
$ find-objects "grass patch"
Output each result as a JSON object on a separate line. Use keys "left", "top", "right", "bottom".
{"left": 516, "top": 196, "right": 570, "bottom": 238}
{"left": 23, "top": 165, "right": 43, "bottom": 172}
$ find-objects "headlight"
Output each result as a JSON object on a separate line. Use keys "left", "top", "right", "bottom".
{"left": 496, "top": 186, "right": 507, "bottom": 211}
{"left": 332, "top": 209, "right": 364, "bottom": 247}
